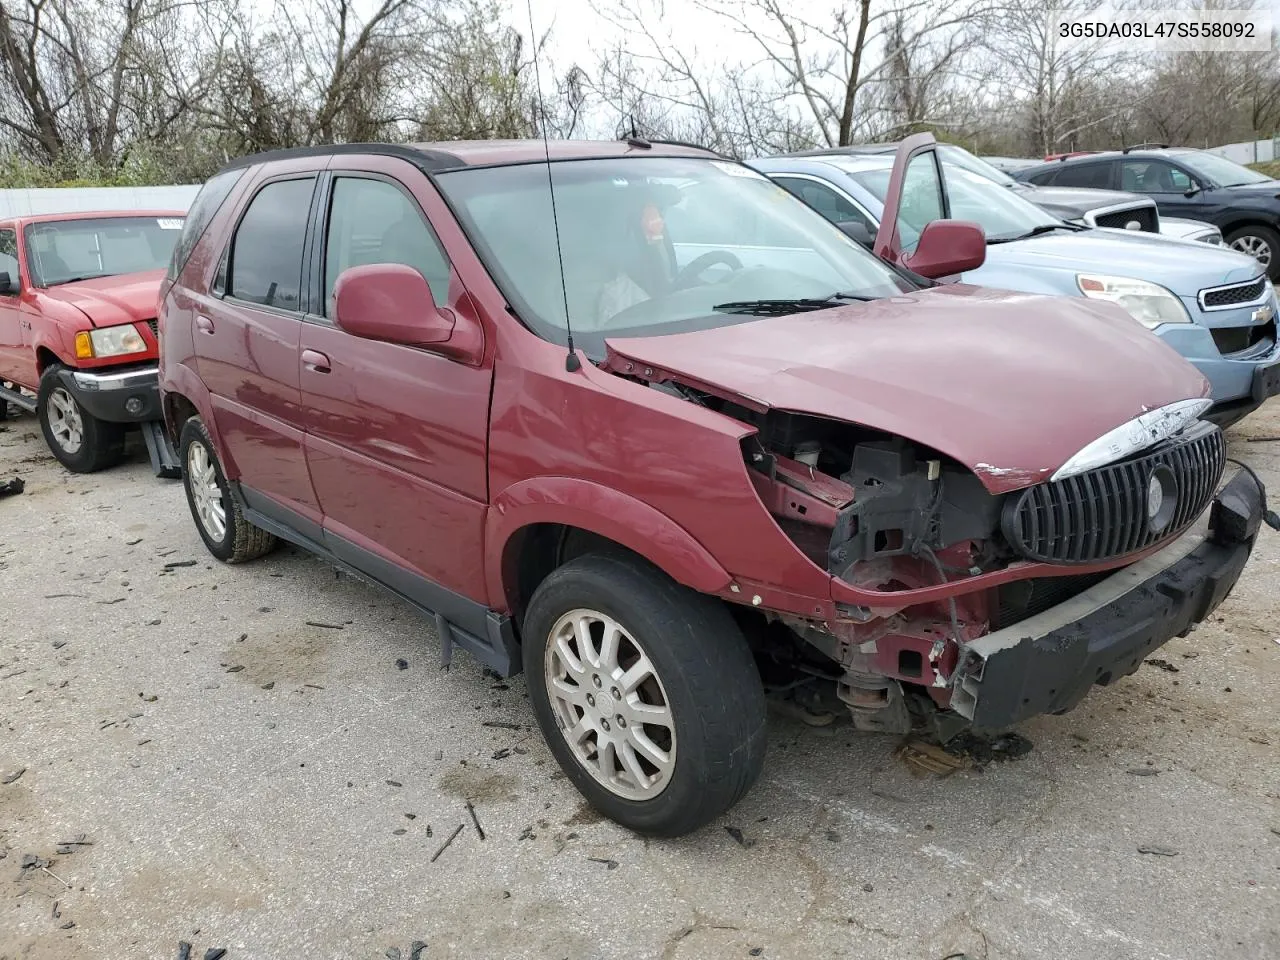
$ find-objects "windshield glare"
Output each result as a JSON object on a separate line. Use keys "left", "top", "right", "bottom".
{"left": 1177, "top": 151, "right": 1272, "bottom": 188}
{"left": 436, "top": 157, "right": 914, "bottom": 354}
{"left": 937, "top": 144, "right": 1017, "bottom": 187}
{"left": 27, "top": 216, "right": 184, "bottom": 286}
{"left": 851, "top": 161, "right": 1062, "bottom": 243}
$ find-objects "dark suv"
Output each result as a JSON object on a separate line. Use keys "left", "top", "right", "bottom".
{"left": 159, "top": 137, "right": 1268, "bottom": 836}
{"left": 1018, "top": 147, "right": 1280, "bottom": 280}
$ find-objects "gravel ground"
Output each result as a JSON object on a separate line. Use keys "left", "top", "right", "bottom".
{"left": 1, "top": 401, "right": 1279, "bottom": 960}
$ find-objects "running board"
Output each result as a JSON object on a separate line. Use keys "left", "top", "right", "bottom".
{"left": 140, "top": 420, "right": 181, "bottom": 479}
{"left": 0, "top": 383, "right": 37, "bottom": 413}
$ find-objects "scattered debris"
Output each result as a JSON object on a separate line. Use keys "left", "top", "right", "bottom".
{"left": 1137, "top": 844, "right": 1179, "bottom": 857}
{"left": 2, "top": 767, "right": 25, "bottom": 785}
{"left": 385, "top": 779, "right": 402, "bottom": 788}
{"left": 386, "top": 949, "right": 401, "bottom": 960}
{"left": 125, "top": 538, "right": 143, "bottom": 546}
{"left": 430, "top": 823, "right": 465, "bottom": 863}
{"left": 433, "top": 750, "right": 443, "bottom": 761}
{"left": 466, "top": 799, "right": 486, "bottom": 840}
{"left": 261, "top": 682, "right": 274, "bottom": 690}
{"left": 1144, "top": 658, "right": 1179, "bottom": 673}
{"left": 408, "top": 943, "right": 427, "bottom": 960}
{"left": 140, "top": 693, "right": 158, "bottom": 702}
{"left": 862, "top": 882, "right": 874, "bottom": 893}
{"left": 825, "top": 829, "right": 840, "bottom": 842}
{"left": 19, "top": 854, "right": 48, "bottom": 869}
{"left": 492, "top": 748, "right": 511, "bottom": 760}
{"left": 749, "top": 949, "right": 764, "bottom": 957}
{"left": 55, "top": 834, "right": 92, "bottom": 855}
{"left": 203, "top": 950, "right": 226, "bottom": 960}
{"left": 1249, "top": 736, "right": 1270, "bottom": 745}
{"left": 0, "top": 477, "right": 24, "bottom": 498}
{"left": 163, "top": 560, "right": 198, "bottom": 569}
{"left": 519, "top": 825, "right": 536, "bottom": 841}
{"left": 724, "top": 826, "right": 754, "bottom": 848}
{"left": 225, "top": 665, "right": 244, "bottom": 673}
{"left": 896, "top": 739, "right": 970, "bottom": 776}
{"left": 587, "top": 856, "right": 619, "bottom": 870}
{"left": 305, "top": 621, "right": 344, "bottom": 630}
{"left": 392, "top": 829, "right": 407, "bottom": 836}
{"left": 1244, "top": 436, "right": 1280, "bottom": 443}
{"left": 1182, "top": 651, "right": 1200, "bottom": 659}
{"left": 948, "top": 731, "right": 1034, "bottom": 766}
{"left": 1126, "top": 768, "right": 1160, "bottom": 777}
{"left": 482, "top": 720, "right": 521, "bottom": 730}
{"left": 1, "top": 668, "right": 27, "bottom": 680}
{"left": 51, "top": 639, "right": 69, "bottom": 649}
{"left": 396, "top": 658, "right": 409, "bottom": 670}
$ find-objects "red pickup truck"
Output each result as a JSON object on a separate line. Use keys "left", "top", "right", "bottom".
{"left": 0, "top": 210, "right": 184, "bottom": 475}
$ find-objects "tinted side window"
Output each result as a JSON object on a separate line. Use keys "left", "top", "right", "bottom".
{"left": 228, "top": 177, "right": 316, "bottom": 310}
{"left": 1024, "top": 167, "right": 1058, "bottom": 185}
{"left": 1120, "top": 160, "right": 1192, "bottom": 193}
{"left": 0, "top": 229, "right": 17, "bottom": 291}
{"left": 773, "top": 177, "right": 876, "bottom": 230}
{"left": 168, "top": 167, "right": 245, "bottom": 281}
{"left": 1052, "top": 162, "right": 1113, "bottom": 189}
{"left": 323, "top": 177, "right": 451, "bottom": 314}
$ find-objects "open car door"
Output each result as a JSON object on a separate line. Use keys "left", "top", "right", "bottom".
{"left": 872, "top": 132, "right": 988, "bottom": 279}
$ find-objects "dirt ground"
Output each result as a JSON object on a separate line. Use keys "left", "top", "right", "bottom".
{"left": 1, "top": 400, "right": 1278, "bottom": 960}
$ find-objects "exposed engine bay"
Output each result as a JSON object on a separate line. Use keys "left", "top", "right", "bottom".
{"left": 646, "top": 380, "right": 1184, "bottom": 739}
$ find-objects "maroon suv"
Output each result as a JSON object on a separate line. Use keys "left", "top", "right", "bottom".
{"left": 159, "top": 138, "right": 1269, "bottom": 836}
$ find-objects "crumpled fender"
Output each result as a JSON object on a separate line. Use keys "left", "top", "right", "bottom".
{"left": 485, "top": 476, "right": 732, "bottom": 610}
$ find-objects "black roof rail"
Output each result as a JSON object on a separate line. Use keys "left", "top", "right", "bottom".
{"left": 626, "top": 137, "right": 726, "bottom": 158}
{"left": 1122, "top": 143, "right": 1170, "bottom": 153}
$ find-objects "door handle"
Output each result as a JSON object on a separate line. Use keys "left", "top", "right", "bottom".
{"left": 195, "top": 314, "right": 214, "bottom": 334}
{"left": 301, "top": 349, "right": 331, "bottom": 373}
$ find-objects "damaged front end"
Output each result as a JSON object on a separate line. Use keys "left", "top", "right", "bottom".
{"left": 640, "top": 373, "right": 1266, "bottom": 737}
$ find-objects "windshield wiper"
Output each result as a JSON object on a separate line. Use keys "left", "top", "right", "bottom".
{"left": 988, "top": 223, "right": 1077, "bottom": 244}
{"left": 712, "top": 292, "right": 872, "bottom": 316}
{"left": 46, "top": 274, "right": 108, "bottom": 286}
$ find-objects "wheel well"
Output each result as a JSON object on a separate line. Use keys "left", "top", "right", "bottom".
{"left": 164, "top": 393, "right": 199, "bottom": 444}
{"left": 35, "top": 347, "right": 60, "bottom": 375}
{"left": 1220, "top": 218, "right": 1279, "bottom": 240}
{"left": 506, "top": 524, "right": 646, "bottom": 630}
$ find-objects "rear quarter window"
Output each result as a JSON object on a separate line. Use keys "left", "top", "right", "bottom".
{"left": 167, "top": 167, "right": 246, "bottom": 281}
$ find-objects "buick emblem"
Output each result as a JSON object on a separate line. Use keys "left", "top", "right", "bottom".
{"left": 1146, "top": 466, "right": 1178, "bottom": 534}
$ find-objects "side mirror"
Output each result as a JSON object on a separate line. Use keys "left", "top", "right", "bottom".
{"left": 837, "top": 220, "right": 874, "bottom": 248}
{"left": 1183, "top": 181, "right": 1202, "bottom": 197}
{"left": 0, "top": 271, "right": 14, "bottom": 295}
{"left": 333, "top": 263, "right": 483, "bottom": 364}
{"left": 901, "top": 220, "right": 986, "bottom": 279}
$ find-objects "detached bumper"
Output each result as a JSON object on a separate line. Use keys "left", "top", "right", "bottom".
{"left": 59, "top": 365, "right": 161, "bottom": 424}
{"left": 951, "top": 469, "right": 1263, "bottom": 729}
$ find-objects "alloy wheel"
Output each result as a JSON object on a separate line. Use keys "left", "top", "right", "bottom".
{"left": 544, "top": 608, "right": 677, "bottom": 801}
{"left": 46, "top": 387, "right": 84, "bottom": 454}
{"left": 186, "top": 440, "right": 227, "bottom": 542}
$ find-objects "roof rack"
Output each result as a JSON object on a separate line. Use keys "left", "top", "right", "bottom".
{"left": 1122, "top": 143, "right": 1169, "bottom": 153}
{"left": 617, "top": 137, "right": 725, "bottom": 158}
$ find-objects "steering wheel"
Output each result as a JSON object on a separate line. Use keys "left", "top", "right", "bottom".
{"left": 673, "top": 250, "right": 743, "bottom": 289}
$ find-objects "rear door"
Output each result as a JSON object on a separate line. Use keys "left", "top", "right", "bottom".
{"left": 196, "top": 169, "right": 323, "bottom": 529}
{"left": 297, "top": 157, "right": 494, "bottom": 604}
{"left": 873, "top": 133, "right": 948, "bottom": 265}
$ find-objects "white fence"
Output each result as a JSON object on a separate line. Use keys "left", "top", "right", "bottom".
{"left": 0, "top": 185, "right": 200, "bottom": 219}
{"left": 1205, "top": 137, "right": 1278, "bottom": 165}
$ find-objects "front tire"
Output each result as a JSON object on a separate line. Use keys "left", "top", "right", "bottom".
{"left": 523, "top": 552, "right": 767, "bottom": 836}
{"left": 1225, "top": 224, "right": 1280, "bottom": 281}
{"left": 179, "top": 416, "right": 276, "bottom": 563}
{"left": 37, "top": 366, "right": 125, "bottom": 473}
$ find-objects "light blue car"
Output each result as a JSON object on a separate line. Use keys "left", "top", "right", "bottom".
{"left": 749, "top": 152, "right": 1280, "bottom": 425}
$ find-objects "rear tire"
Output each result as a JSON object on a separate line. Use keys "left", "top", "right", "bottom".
{"left": 179, "top": 416, "right": 276, "bottom": 563}
{"left": 37, "top": 366, "right": 125, "bottom": 473}
{"left": 1225, "top": 224, "right": 1280, "bottom": 281}
{"left": 523, "top": 552, "right": 767, "bottom": 836}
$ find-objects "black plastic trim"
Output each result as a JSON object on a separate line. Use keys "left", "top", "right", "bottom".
{"left": 215, "top": 142, "right": 464, "bottom": 176}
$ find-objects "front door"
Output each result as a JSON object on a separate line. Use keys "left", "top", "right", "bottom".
{"left": 873, "top": 134, "right": 948, "bottom": 266}
{"left": 196, "top": 173, "right": 321, "bottom": 527}
{"left": 1117, "top": 157, "right": 1205, "bottom": 220}
{"left": 298, "top": 161, "right": 494, "bottom": 604}
{"left": 0, "top": 227, "right": 27, "bottom": 384}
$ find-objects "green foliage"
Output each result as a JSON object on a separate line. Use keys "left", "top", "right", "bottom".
{"left": 1249, "top": 161, "right": 1280, "bottom": 179}
{"left": 0, "top": 151, "right": 184, "bottom": 188}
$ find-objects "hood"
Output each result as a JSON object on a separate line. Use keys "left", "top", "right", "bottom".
{"left": 977, "top": 228, "right": 1259, "bottom": 295}
{"left": 1222, "top": 179, "right": 1280, "bottom": 199}
{"left": 38, "top": 269, "right": 165, "bottom": 327}
{"left": 1016, "top": 183, "right": 1151, "bottom": 220}
{"left": 605, "top": 285, "right": 1209, "bottom": 494}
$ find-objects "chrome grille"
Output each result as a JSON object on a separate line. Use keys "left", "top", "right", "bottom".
{"left": 1094, "top": 207, "right": 1157, "bottom": 233}
{"left": 1002, "top": 424, "right": 1225, "bottom": 564}
{"left": 1199, "top": 276, "right": 1268, "bottom": 310}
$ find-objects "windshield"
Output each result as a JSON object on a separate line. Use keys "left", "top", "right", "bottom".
{"left": 1176, "top": 151, "right": 1273, "bottom": 188}
{"left": 849, "top": 161, "right": 1063, "bottom": 243}
{"left": 937, "top": 144, "right": 1017, "bottom": 187}
{"left": 435, "top": 157, "right": 914, "bottom": 355}
{"left": 26, "top": 216, "right": 184, "bottom": 286}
